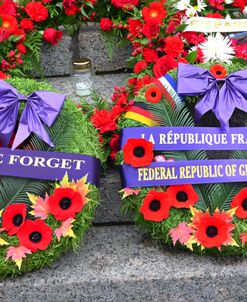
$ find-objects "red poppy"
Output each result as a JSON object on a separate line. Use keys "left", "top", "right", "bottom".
{"left": 134, "top": 60, "right": 147, "bottom": 74}
{"left": 191, "top": 209, "right": 235, "bottom": 249}
{"left": 17, "top": 219, "right": 52, "bottom": 252}
{"left": 123, "top": 138, "right": 154, "bottom": 167}
{"left": 209, "top": 64, "right": 227, "bottom": 79}
{"left": 167, "top": 185, "right": 199, "bottom": 209}
{"left": 140, "top": 190, "right": 171, "bottom": 221}
{"left": 48, "top": 187, "right": 84, "bottom": 220}
{"left": 2, "top": 203, "right": 26, "bottom": 235}
{"left": 145, "top": 85, "right": 162, "bottom": 103}
{"left": 231, "top": 188, "right": 247, "bottom": 218}
{"left": 0, "top": 14, "right": 18, "bottom": 34}
{"left": 142, "top": 2, "right": 167, "bottom": 23}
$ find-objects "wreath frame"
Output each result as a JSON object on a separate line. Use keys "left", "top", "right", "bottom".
{"left": 117, "top": 62, "right": 247, "bottom": 256}
{"left": 0, "top": 78, "right": 105, "bottom": 277}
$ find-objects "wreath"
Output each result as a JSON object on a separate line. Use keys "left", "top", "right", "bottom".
{"left": 0, "top": 78, "right": 105, "bottom": 277}
{"left": 116, "top": 61, "right": 247, "bottom": 256}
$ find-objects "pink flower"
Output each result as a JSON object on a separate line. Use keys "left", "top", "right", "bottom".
{"left": 169, "top": 222, "right": 192, "bottom": 246}
{"left": 54, "top": 217, "right": 75, "bottom": 241}
{"left": 6, "top": 245, "right": 32, "bottom": 269}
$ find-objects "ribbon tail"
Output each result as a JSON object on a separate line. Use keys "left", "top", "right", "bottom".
{"left": 11, "top": 106, "right": 54, "bottom": 150}
{"left": 194, "top": 89, "right": 218, "bottom": 123}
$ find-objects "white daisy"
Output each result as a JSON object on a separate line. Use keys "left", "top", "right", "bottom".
{"left": 195, "top": 0, "right": 207, "bottom": 12}
{"left": 175, "top": 0, "right": 191, "bottom": 11}
{"left": 199, "top": 33, "right": 235, "bottom": 64}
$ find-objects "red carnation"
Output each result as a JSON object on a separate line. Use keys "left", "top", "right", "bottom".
{"left": 128, "top": 19, "right": 143, "bottom": 38}
{"left": 13, "top": 28, "right": 26, "bottom": 42}
{"left": 111, "top": 0, "right": 138, "bottom": 9}
{"left": 0, "top": 0, "right": 16, "bottom": 16}
{"left": 2, "top": 203, "right": 26, "bottom": 235}
{"left": 43, "top": 28, "right": 63, "bottom": 45}
{"left": 142, "top": 48, "right": 158, "bottom": 62}
{"left": 206, "top": 12, "right": 224, "bottom": 18}
{"left": 48, "top": 187, "right": 84, "bottom": 220}
{"left": 134, "top": 75, "right": 155, "bottom": 94}
{"left": 0, "top": 28, "right": 10, "bottom": 42}
{"left": 142, "top": 1, "right": 167, "bottom": 24}
{"left": 64, "top": 4, "right": 78, "bottom": 15}
{"left": 208, "top": 0, "right": 225, "bottom": 10}
{"left": 20, "top": 18, "right": 34, "bottom": 31}
{"left": 181, "top": 32, "right": 205, "bottom": 45}
{"left": 153, "top": 55, "right": 178, "bottom": 78}
{"left": 91, "top": 109, "right": 117, "bottom": 133}
{"left": 233, "top": 0, "right": 246, "bottom": 10}
{"left": 25, "top": 2, "right": 48, "bottom": 22}
{"left": 17, "top": 219, "right": 52, "bottom": 252}
{"left": 163, "top": 36, "right": 184, "bottom": 58}
{"left": 100, "top": 18, "right": 113, "bottom": 31}
{"left": 109, "top": 134, "right": 120, "bottom": 160}
{"left": 16, "top": 43, "right": 27, "bottom": 54}
{"left": 134, "top": 60, "right": 147, "bottom": 73}
{"left": 0, "top": 71, "right": 8, "bottom": 79}
{"left": 143, "top": 20, "right": 160, "bottom": 39}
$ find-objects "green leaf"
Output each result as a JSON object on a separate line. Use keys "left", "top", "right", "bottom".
{"left": 80, "top": 7, "right": 89, "bottom": 18}
{"left": 186, "top": 51, "right": 197, "bottom": 64}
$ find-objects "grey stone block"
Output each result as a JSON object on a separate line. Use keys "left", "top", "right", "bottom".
{"left": 96, "top": 168, "right": 131, "bottom": 224}
{"left": 79, "top": 23, "right": 131, "bottom": 72}
{"left": 47, "top": 73, "right": 128, "bottom": 104}
{"left": 40, "top": 33, "right": 74, "bottom": 77}
{"left": 1, "top": 225, "right": 247, "bottom": 302}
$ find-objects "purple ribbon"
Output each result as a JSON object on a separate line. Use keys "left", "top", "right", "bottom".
{"left": 0, "top": 80, "right": 66, "bottom": 149}
{"left": 177, "top": 63, "right": 247, "bottom": 130}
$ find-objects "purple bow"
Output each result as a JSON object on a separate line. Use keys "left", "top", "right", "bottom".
{"left": 177, "top": 63, "right": 247, "bottom": 130}
{"left": 0, "top": 80, "right": 65, "bottom": 149}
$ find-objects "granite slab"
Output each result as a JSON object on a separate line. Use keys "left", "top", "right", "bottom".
{"left": 1, "top": 225, "right": 246, "bottom": 302}
{"left": 79, "top": 24, "right": 131, "bottom": 72}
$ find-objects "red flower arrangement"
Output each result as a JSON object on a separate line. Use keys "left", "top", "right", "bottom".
{"left": 167, "top": 185, "right": 199, "bottom": 209}
{"left": 48, "top": 187, "right": 84, "bottom": 220}
{"left": 140, "top": 190, "right": 171, "bottom": 221}
{"left": 123, "top": 138, "right": 154, "bottom": 167}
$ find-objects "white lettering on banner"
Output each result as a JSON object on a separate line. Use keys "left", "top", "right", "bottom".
{"left": 184, "top": 17, "right": 247, "bottom": 33}
{"left": 7, "top": 154, "right": 86, "bottom": 170}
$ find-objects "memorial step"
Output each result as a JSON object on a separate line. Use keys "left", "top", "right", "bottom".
{"left": 1, "top": 225, "right": 246, "bottom": 302}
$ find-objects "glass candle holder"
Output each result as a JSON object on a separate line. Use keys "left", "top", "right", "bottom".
{"left": 72, "top": 58, "right": 93, "bottom": 97}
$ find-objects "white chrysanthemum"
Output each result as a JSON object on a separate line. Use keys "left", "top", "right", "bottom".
{"left": 175, "top": 0, "right": 191, "bottom": 11}
{"left": 199, "top": 33, "right": 235, "bottom": 64}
